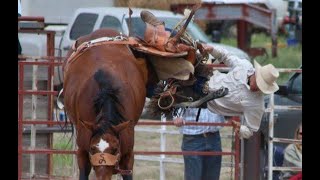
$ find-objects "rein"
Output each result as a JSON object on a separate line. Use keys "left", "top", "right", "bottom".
{"left": 157, "top": 80, "right": 194, "bottom": 110}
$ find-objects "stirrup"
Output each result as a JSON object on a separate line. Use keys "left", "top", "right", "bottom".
{"left": 140, "top": 10, "right": 164, "bottom": 26}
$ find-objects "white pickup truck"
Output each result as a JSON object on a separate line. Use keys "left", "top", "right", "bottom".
{"left": 19, "top": 7, "right": 250, "bottom": 87}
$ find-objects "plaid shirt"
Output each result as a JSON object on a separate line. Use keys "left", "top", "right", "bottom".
{"left": 178, "top": 108, "right": 225, "bottom": 135}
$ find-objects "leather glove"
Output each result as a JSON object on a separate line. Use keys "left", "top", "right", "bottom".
{"left": 231, "top": 120, "right": 253, "bottom": 139}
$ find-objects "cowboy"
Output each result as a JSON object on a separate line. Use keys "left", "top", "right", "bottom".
{"left": 207, "top": 46, "right": 280, "bottom": 139}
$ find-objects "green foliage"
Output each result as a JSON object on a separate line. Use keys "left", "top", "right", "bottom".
{"left": 52, "top": 133, "right": 74, "bottom": 176}
{"left": 221, "top": 33, "right": 302, "bottom": 84}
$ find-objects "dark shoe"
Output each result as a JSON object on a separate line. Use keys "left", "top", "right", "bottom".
{"left": 140, "top": 10, "right": 164, "bottom": 26}
{"left": 173, "top": 87, "right": 229, "bottom": 108}
{"left": 211, "top": 87, "right": 229, "bottom": 99}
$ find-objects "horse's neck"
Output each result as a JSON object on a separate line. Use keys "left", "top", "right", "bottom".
{"left": 143, "top": 60, "right": 159, "bottom": 90}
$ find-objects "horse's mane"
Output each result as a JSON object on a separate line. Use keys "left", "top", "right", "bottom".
{"left": 92, "top": 69, "right": 125, "bottom": 137}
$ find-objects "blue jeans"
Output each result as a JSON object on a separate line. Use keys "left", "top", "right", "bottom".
{"left": 182, "top": 131, "right": 222, "bottom": 180}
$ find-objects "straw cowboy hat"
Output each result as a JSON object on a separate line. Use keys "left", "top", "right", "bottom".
{"left": 254, "top": 60, "right": 279, "bottom": 94}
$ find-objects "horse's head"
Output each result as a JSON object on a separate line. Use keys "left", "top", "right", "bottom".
{"left": 89, "top": 121, "right": 130, "bottom": 179}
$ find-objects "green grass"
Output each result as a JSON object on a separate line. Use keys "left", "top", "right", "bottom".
{"left": 221, "top": 33, "right": 302, "bottom": 84}
{"left": 52, "top": 133, "right": 74, "bottom": 176}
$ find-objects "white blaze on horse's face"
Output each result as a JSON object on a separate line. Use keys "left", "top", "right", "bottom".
{"left": 95, "top": 138, "right": 109, "bottom": 152}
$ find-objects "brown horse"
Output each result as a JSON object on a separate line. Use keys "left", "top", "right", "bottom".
{"left": 63, "top": 28, "right": 150, "bottom": 180}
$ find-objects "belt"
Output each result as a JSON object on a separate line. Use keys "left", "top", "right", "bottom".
{"left": 184, "top": 131, "right": 218, "bottom": 138}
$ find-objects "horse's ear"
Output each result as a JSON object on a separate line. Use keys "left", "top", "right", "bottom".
{"left": 112, "top": 121, "right": 131, "bottom": 133}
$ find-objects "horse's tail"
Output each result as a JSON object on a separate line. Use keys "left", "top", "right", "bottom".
{"left": 92, "top": 69, "right": 124, "bottom": 137}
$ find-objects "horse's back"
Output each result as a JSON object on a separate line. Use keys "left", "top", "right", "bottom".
{"left": 64, "top": 28, "right": 138, "bottom": 89}
{"left": 63, "top": 28, "right": 125, "bottom": 69}
{"left": 63, "top": 28, "right": 146, "bottom": 125}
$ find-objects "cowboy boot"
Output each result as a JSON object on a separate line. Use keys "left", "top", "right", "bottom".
{"left": 141, "top": 11, "right": 170, "bottom": 51}
{"left": 140, "top": 10, "right": 164, "bottom": 26}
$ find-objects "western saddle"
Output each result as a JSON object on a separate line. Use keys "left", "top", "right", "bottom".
{"left": 130, "top": 6, "right": 228, "bottom": 116}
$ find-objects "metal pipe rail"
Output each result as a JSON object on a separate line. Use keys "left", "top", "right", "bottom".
{"left": 272, "top": 167, "right": 302, "bottom": 172}
{"left": 135, "top": 155, "right": 235, "bottom": 167}
{"left": 265, "top": 105, "right": 302, "bottom": 112}
{"left": 22, "top": 149, "right": 235, "bottom": 156}
{"left": 18, "top": 16, "right": 45, "bottom": 30}
{"left": 272, "top": 138, "right": 302, "bottom": 144}
{"left": 135, "top": 127, "right": 235, "bottom": 139}
{"left": 18, "top": 55, "right": 65, "bottom": 61}
{"left": 18, "top": 16, "right": 45, "bottom": 23}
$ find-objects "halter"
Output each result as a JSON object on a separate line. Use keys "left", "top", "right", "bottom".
{"left": 89, "top": 152, "right": 132, "bottom": 175}
{"left": 88, "top": 144, "right": 133, "bottom": 175}
{"left": 89, "top": 152, "right": 120, "bottom": 166}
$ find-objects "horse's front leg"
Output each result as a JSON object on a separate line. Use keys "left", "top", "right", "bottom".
{"left": 77, "top": 149, "right": 92, "bottom": 180}
{"left": 119, "top": 151, "right": 134, "bottom": 180}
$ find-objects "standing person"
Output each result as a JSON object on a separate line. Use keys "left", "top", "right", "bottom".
{"left": 280, "top": 123, "right": 302, "bottom": 180}
{"left": 207, "top": 46, "right": 280, "bottom": 139}
{"left": 18, "top": 0, "right": 22, "bottom": 60}
{"left": 173, "top": 108, "right": 225, "bottom": 180}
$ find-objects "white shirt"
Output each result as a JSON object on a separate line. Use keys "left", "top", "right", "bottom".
{"left": 18, "top": 0, "right": 22, "bottom": 15}
{"left": 178, "top": 108, "right": 225, "bottom": 135}
{"left": 207, "top": 46, "right": 265, "bottom": 132}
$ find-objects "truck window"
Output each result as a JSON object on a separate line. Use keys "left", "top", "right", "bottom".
{"left": 290, "top": 73, "right": 302, "bottom": 94}
{"left": 100, "top": 16, "right": 123, "bottom": 33}
{"left": 126, "top": 17, "right": 210, "bottom": 43}
{"left": 70, "top": 13, "right": 98, "bottom": 40}
{"left": 125, "top": 18, "right": 145, "bottom": 38}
